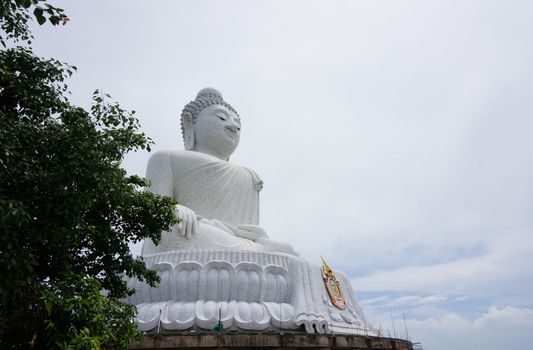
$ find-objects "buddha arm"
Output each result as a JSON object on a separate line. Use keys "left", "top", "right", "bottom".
{"left": 146, "top": 151, "right": 197, "bottom": 238}
{"left": 146, "top": 151, "right": 174, "bottom": 198}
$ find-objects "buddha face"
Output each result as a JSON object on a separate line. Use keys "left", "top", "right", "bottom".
{"left": 192, "top": 104, "right": 241, "bottom": 160}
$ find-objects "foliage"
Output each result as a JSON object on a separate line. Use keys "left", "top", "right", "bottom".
{"left": 0, "top": 19, "right": 177, "bottom": 350}
{"left": 39, "top": 274, "right": 141, "bottom": 349}
{"left": 0, "top": 0, "right": 67, "bottom": 46}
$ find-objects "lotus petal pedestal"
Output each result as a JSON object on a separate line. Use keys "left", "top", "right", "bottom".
{"left": 127, "top": 250, "right": 373, "bottom": 335}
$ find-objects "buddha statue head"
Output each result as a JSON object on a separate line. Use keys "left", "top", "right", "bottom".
{"left": 180, "top": 88, "right": 241, "bottom": 160}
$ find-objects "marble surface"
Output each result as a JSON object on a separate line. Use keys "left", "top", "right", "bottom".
{"left": 141, "top": 87, "right": 296, "bottom": 256}
{"left": 141, "top": 150, "right": 295, "bottom": 256}
{"left": 128, "top": 250, "right": 371, "bottom": 334}
{"left": 128, "top": 88, "right": 374, "bottom": 334}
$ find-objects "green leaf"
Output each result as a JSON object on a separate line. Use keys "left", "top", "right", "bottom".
{"left": 33, "top": 7, "right": 46, "bottom": 25}
{"left": 44, "top": 297, "right": 52, "bottom": 315}
{"left": 49, "top": 16, "right": 60, "bottom": 25}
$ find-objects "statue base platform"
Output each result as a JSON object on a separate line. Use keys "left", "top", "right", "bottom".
{"left": 131, "top": 333, "right": 413, "bottom": 350}
{"left": 127, "top": 250, "right": 373, "bottom": 335}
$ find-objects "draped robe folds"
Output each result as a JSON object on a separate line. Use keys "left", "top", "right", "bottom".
{"left": 132, "top": 150, "right": 372, "bottom": 335}
{"left": 141, "top": 150, "right": 296, "bottom": 256}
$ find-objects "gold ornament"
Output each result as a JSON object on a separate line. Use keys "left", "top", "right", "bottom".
{"left": 321, "top": 256, "right": 347, "bottom": 310}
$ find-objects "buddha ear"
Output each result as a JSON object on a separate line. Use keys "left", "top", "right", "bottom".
{"left": 182, "top": 113, "right": 195, "bottom": 150}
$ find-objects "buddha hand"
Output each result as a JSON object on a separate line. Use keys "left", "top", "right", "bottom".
{"left": 175, "top": 204, "right": 198, "bottom": 239}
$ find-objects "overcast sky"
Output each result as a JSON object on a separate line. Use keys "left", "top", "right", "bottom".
{"left": 30, "top": 1, "right": 533, "bottom": 349}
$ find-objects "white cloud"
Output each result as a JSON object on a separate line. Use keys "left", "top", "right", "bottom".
{"left": 367, "top": 305, "right": 533, "bottom": 350}
{"left": 362, "top": 294, "right": 448, "bottom": 308}
{"left": 396, "top": 295, "right": 448, "bottom": 306}
{"left": 28, "top": 1, "right": 533, "bottom": 348}
{"left": 475, "top": 306, "right": 533, "bottom": 328}
{"left": 352, "top": 229, "right": 533, "bottom": 299}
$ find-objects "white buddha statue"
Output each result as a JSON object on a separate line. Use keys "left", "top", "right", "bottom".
{"left": 129, "top": 88, "right": 373, "bottom": 336}
{"left": 141, "top": 88, "right": 296, "bottom": 256}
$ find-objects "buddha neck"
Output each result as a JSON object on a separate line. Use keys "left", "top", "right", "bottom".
{"left": 191, "top": 144, "right": 230, "bottom": 161}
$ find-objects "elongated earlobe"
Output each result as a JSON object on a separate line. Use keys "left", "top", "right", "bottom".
{"left": 182, "top": 113, "right": 195, "bottom": 150}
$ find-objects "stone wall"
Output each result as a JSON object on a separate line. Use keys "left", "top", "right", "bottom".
{"left": 132, "top": 333, "right": 413, "bottom": 350}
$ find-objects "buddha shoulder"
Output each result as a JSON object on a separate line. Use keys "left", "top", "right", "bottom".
{"left": 147, "top": 150, "right": 248, "bottom": 174}
{"left": 147, "top": 150, "right": 219, "bottom": 168}
{"left": 146, "top": 150, "right": 263, "bottom": 191}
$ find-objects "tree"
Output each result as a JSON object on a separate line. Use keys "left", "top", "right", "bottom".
{"left": 0, "top": 3, "right": 178, "bottom": 349}
{"left": 0, "top": 0, "right": 67, "bottom": 46}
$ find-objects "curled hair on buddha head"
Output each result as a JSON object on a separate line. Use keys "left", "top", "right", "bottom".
{"left": 180, "top": 87, "right": 239, "bottom": 150}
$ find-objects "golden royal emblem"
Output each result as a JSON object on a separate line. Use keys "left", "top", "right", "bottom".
{"left": 321, "top": 256, "right": 347, "bottom": 310}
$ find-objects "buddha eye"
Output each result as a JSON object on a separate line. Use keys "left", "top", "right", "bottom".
{"left": 216, "top": 115, "right": 227, "bottom": 121}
